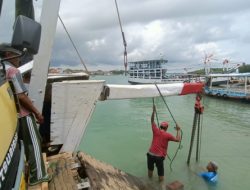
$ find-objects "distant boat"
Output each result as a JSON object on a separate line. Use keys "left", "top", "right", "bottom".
{"left": 203, "top": 60, "right": 244, "bottom": 86}
{"left": 128, "top": 59, "right": 203, "bottom": 84}
{"left": 204, "top": 73, "right": 250, "bottom": 101}
{"left": 206, "top": 76, "right": 228, "bottom": 86}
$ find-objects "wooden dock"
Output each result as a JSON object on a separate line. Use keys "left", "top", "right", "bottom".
{"left": 28, "top": 152, "right": 157, "bottom": 190}
{"left": 77, "top": 152, "right": 156, "bottom": 190}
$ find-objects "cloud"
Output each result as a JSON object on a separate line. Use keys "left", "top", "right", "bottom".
{"left": 1, "top": 0, "right": 250, "bottom": 71}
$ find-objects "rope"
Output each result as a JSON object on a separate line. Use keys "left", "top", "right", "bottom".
{"left": 152, "top": 98, "right": 172, "bottom": 163}
{"left": 169, "top": 130, "right": 183, "bottom": 171}
{"left": 58, "top": 15, "right": 89, "bottom": 74}
{"left": 114, "top": 0, "right": 128, "bottom": 75}
{"left": 154, "top": 83, "right": 183, "bottom": 171}
{"left": 152, "top": 98, "right": 160, "bottom": 127}
{"left": 154, "top": 84, "right": 177, "bottom": 124}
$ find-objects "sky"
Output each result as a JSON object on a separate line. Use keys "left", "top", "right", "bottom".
{"left": 1, "top": 0, "right": 250, "bottom": 72}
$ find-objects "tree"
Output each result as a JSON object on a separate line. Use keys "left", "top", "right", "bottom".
{"left": 239, "top": 64, "right": 250, "bottom": 73}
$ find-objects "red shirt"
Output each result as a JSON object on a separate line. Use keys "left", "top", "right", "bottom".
{"left": 149, "top": 122, "right": 176, "bottom": 157}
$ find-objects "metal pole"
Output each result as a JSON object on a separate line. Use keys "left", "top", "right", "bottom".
{"left": 196, "top": 114, "right": 201, "bottom": 162}
{"left": 187, "top": 112, "right": 198, "bottom": 165}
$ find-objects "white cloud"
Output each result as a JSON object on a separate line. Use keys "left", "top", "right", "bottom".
{"left": 1, "top": 0, "right": 250, "bottom": 71}
{"left": 87, "top": 38, "right": 106, "bottom": 51}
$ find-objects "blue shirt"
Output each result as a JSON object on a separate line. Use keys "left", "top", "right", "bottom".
{"left": 199, "top": 172, "right": 218, "bottom": 183}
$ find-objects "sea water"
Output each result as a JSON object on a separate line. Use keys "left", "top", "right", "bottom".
{"left": 79, "top": 75, "right": 250, "bottom": 190}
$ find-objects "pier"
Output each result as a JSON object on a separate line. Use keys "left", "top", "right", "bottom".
{"left": 29, "top": 152, "right": 156, "bottom": 190}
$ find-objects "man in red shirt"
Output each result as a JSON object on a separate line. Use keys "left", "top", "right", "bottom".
{"left": 147, "top": 105, "right": 181, "bottom": 182}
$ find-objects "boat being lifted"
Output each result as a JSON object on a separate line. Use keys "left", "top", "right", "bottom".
{"left": 204, "top": 73, "right": 250, "bottom": 101}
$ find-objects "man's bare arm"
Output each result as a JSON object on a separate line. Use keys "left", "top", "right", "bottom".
{"left": 174, "top": 124, "right": 181, "bottom": 142}
{"left": 17, "top": 93, "right": 44, "bottom": 124}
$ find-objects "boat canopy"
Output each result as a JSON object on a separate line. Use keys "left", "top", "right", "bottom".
{"left": 207, "top": 73, "right": 250, "bottom": 77}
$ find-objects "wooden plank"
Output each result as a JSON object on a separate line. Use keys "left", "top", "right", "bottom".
{"left": 52, "top": 173, "right": 61, "bottom": 190}
{"left": 29, "top": 151, "right": 159, "bottom": 190}
{"left": 41, "top": 153, "right": 48, "bottom": 190}
{"left": 43, "top": 151, "right": 161, "bottom": 190}
{"left": 78, "top": 152, "right": 157, "bottom": 190}
{"left": 29, "top": 185, "right": 42, "bottom": 190}
{"left": 48, "top": 182, "right": 55, "bottom": 190}
{"left": 65, "top": 167, "right": 77, "bottom": 189}
{"left": 47, "top": 152, "right": 72, "bottom": 161}
{"left": 57, "top": 172, "right": 67, "bottom": 190}
{"left": 46, "top": 153, "right": 79, "bottom": 190}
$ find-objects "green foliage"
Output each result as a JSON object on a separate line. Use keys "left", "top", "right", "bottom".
{"left": 210, "top": 68, "right": 224, "bottom": 73}
{"left": 63, "top": 68, "right": 84, "bottom": 73}
{"left": 188, "top": 66, "right": 250, "bottom": 74}
{"left": 239, "top": 65, "right": 250, "bottom": 73}
{"left": 110, "top": 70, "right": 125, "bottom": 75}
{"left": 188, "top": 69, "right": 205, "bottom": 75}
{"left": 188, "top": 68, "right": 224, "bottom": 75}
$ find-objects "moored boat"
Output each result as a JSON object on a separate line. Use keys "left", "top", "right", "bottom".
{"left": 128, "top": 59, "right": 203, "bottom": 84}
{"left": 204, "top": 73, "right": 250, "bottom": 101}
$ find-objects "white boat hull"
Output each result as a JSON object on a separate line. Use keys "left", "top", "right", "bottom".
{"left": 50, "top": 80, "right": 203, "bottom": 152}
{"left": 107, "top": 82, "right": 203, "bottom": 100}
{"left": 51, "top": 80, "right": 104, "bottom": 152}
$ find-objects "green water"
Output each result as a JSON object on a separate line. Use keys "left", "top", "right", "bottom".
{"left": 79, "top": 75, "right": 250, "bottom": 190}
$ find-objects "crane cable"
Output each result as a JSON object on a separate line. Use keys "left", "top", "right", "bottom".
{"left": 154, "top": 84, "right": 177, "bottom": 124}
{"left": 58, "top": 15, "right": 89, "bottom": 74}
{"left": 154, "top": 83, "right": 183, "bottom": 171}
{"left": 114, "top": 0, "right": 128, "bottom": 75}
